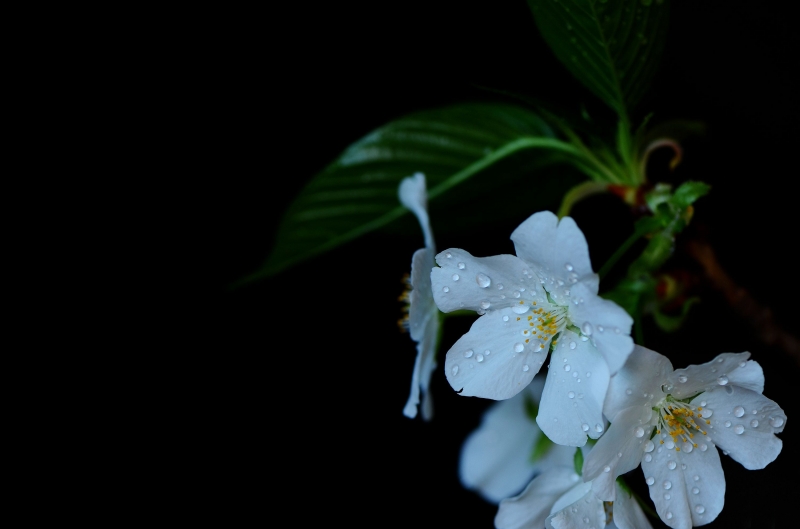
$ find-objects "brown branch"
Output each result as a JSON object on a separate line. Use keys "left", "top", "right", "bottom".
{"left": 686, "top": 239, "right": 800, "bottom": 366}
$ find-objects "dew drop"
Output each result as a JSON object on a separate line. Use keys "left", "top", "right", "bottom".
{"left": 739, "top": 361, "right": 746, "bottom": 368}
{"left": 644, "top": 454, "right": 652, "bottom": 462}
{"left": 695, "top": 505, "right": 705, "bottom": 514}
{"left": 771, "top": 417, "right": 785, "bottom": 427}
{"left": 452, "top": 365, "right": 459, "bottom": 375}
{"left": 700, "top": 400, "right": 707, "bottom": 407}
{"left": 502, "top": 315, "right": 509, "bottom": 322}
{"left": 751, "top": 419, "right": 759, "bottom": 427}
{"left": 667, "top": 460, "right": 677, "bottom": 470}
{"left": 564, "top": 364, "right": 571, "bottom": 372}
{"left": 597, "top": 325, "right": 604, "bottom": 332}
{"left": 644, "top": 440, "right": 655, "bottom": 452}
{"left": 476, "top": 353, "right": 484, "bottom": 363}
{"left": 476, "top": 273, "right": 491, "bottom": 288}
{"left": 442, "top": 286, "right": 450, "bottom": 293}
{"left": 457, "top": 262, "right": 465, "bottom": 270}
{"left": 699, "top": 443, "right": 707, "bottom": 452}
{"left": 702, "top": 409, "right": 713, "bottom": 418}
{"left": 692, "top": 487, "right": 700, "bottom": 495}
{"left": 568, "top": 391, "right": 575, "bottom": 399}
{"left": 463, "top": 349, "right": 473, "bottom": 358}
{"left": 683, "top": 442, "right": 693, "bottom": 453}
{"left": 663, "top": 481, "right": 672, "bottom": 490}
{"left": 664, "top": 493, "right": 671, "bottom": 500}
{"left": 445, "top": 252, "right": 452, "bottom": 258}
{"left": 522, "top": 365, "right": 529, "bottom": 372}
{"left": 724, "top": 421, "right": 731, "bottom": 428}
{"left": 717, "top": 375, "right": 729, "bottom": 386}
{"left": 451, "top": 274, "right": 460, "bottom": 281}
{"left": 693, "top": 475, "right": 700, "bottom": 481}
{"left": 595, "top": 424, "right": 604, "bottom": 433}
{"left": 512, "top": 304, "right": 529, "bottom": 314}
{"left": 496, "top": 283, "right": 504, "bottom": 290}
{"left": 666, "top": 512, "right": 673, "bottom": 520}
{"left": 734, "top": 425, "right": 744, "bottom": 435}
{"left": 565, "top": 263, "right": 574, "bottom": 271}
{"left": 514, "top": 343, "right": 524, "bottom": 353}
{"left": 646, "top": 477, "right": 655, "bottom": 485}
{"left": 678, "top": 375, "right": 688, "bottom": 383}
{"left": 577, "top": 393, "right": 584, "bottom": 399}
{"left": 634, "top": 426, "right": 645, "bottom": 438}
{"left": 581, "top": 423, "right": 589, "bottom": 432}
{"left": 664, "top": 439, "right": 675, "bottom": 449}
{"left": 513, "top": 291, "right": 521, "bottom": 298}
{"left": 569, "top": 341, "right": 577, "bottom": 350}
{"left": 603, "top": 466, "right": 610, "bottom": 473}
{"left": 480, "top": 300, "right": 490, "bottom": 309}
{"left": 734, "top": 406, "right": 745, "bottom": 417}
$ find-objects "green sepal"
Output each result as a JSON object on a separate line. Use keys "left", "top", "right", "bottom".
{"left": 530, "top": 433, "right": 554, "bottom": 463}
{"left": 573, "top": 447, "right": 584, "bottom": 476}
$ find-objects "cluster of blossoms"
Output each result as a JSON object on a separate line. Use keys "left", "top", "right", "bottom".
{"left": 398, "top": 174, "right": 787, "bottom": 528}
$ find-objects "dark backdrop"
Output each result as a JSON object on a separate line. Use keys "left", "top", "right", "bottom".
{"left": 200, "top": 2, "right": 798, "bottom": 527}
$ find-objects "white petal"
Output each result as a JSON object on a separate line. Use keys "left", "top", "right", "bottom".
{"left": 613, "top": 482, "right": 653, "bottom": 529}
{"left": 699, "top": 386, "right": 786, "bottom": 469}
{"left": 568, "top": 281, "right": 634, "bottom": 375}
{"left": 444, "top": 307, "right": 549, "bottom": 400}
{"left": 460, "top": 380, "right": 574, "bottom": 503}
{"left": 402, "top": 299, "right": 438, "bottom": 420}
{"left": 641, "top": 432, "right": 725, "bottom": 529}
{"left": 431, "top": 249, "right": 546, "bottom": 314}
{"left": 545, "top": 483, "right": 605, "bottom": 529}
{"left": 583, "top": 405, "right": 655, "bottom": 501}
{"left": 407, "top": 248, "right": 435, "bottom": 342}
{"left": 496, "top": 468, "right": 580, "bottom": 529}
{"left": 668, "top": 352, "right": 753, "bottom": 399}
{"left": 398, "top": 172, "right": 434, "bottom": 249}
{"left": 536, "top": 331, "right": 609, "bottom": 446}
{"left": 605, "top": 345, "right": 673, "bottom": 419}
{"left": 510, "top": 211, "right": 599, "bottom": 296}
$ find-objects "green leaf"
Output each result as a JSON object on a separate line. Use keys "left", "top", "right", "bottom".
{"left": 527, "top": 0, "right": 670, "bottom": 119}
{"left": 530, "top": 433, "right": 554, "bottom": 463}
{"left": 245, "top": 103, "right": 583, "bottom": 283}
{"left": 669, "top": 181, "right": 711, "bottom": 209}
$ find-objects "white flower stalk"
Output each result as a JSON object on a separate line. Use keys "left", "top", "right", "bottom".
{"left": 431, "top": 211, "right": 633, "bottom": 445}
{"left": 496, "top": 454, "right": 652, "bottom": 529}
{"left": 399, "top": 173, "right": 439, "bottom": 420}
{"left": 583, "top": 346, "right": 787, "bottom": 529}
{"left": 460, "top": 375, "right": 574, "bottom": 504}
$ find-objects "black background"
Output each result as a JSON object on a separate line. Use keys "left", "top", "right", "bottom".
{"left": 201, "top": 2, "right": 798, "bottom": 527}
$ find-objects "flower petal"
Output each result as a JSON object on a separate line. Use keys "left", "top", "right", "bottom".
{"left": 668, "top": 352, "right": 753, "bottom": 399}
{"left": 583, "top": 405, "right": 655, "bottom": 501}
{"left": 510, "top": 211, "right": 599, "bottom": 296}
{"left": 641, "top": 432, "right": 725, "bottom": 529}
{"left": 613, "top": 482, "right": 654, "bottom": 529}
{"left": 537, "top": 331, "right": 610, "bottom": 447}
{"left": 605, "top": 345, "right": 673, "bottom": 420}
{"left": 568, "top": 281, "right": 634, "bottom": 375}
{"left": 700, "top": 386, "right": 786, "bottom": 469}
{"left": 398, "top": 172, "right": 434, "bottom": 250}
{"left": 545, "top": 483, "right": 605, "bottom": 529}
{"left": 431, "top": 249, "right": 546, "bottom": 314}
{"left": 407, "top": 248, "right": 435, "bottom": 342}
{"left": 445, "top": 307, "right": 550, "bottom": 399}
{"left": 402, "top": 306, "right": 438, "bottom": 419}
{"left": 495, "top": 467, "right": 580, "bottom": 529}
{"left": 460, "top": 379, "right": 574, "bottom": 503}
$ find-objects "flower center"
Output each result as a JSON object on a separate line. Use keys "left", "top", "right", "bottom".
{"left": 653, "top": 396, "right": 710, "bottom": 450}
{"left": 513, "top": 301, "right": 568, "bottom": 349}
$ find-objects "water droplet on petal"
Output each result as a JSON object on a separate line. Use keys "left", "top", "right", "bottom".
{"left": 476, "top": 353, "right": 484, "bottom": 363}
{"left": 603, "top": 466, "right": 610, "bottom": 473}
{"left": 463, "top": 349, "right": 473, "bottom": 358}
{"left": 503, "top": 315, "right": 509, "bottom": 322}
{"left": 678, "top": 375, "right": 688, "bottom": 383}
{"left": 734, "top": 406, "right": 745, "bottom": 417}
{"left": 564, "top": 364, "right": 571, "bottom": 372}
{"left": 693, "top": 475, "right": 700, "bottom": 481}
{"left": 513, "top": 291, "right": 521, "bottom": 298}
{"left": 634, "top": 426, "right": 645, "bottom": 438}
{"left": 699, "top": 444, "right": 707, "bottom": 452}
{"left": 581, "top": 423, "right": 589, "bottom": 432}
{"left": 442, "top": 286, "right": 450, "bottom": 293}
{"left": 581, "top": 322, "right": 593, "bottom": 336}
{"left": 597, "top": 325, "right": 604, "bottom": 332}
{"left": 457, "top": 262, "right": 465, "bottom": 270}
{"left": 692, "top": 487, "right": 700, "bottom": 495}
{"left": 476, "top": 273, "right": 491, "bottom": 288}
{"left": 480, "top": 300, "right": 490, "bottom": 309}
{"left": 569, "top": 341, "right": 576, "bottom": 350}
{"left": 512, "top": 304, "right": 529, "bottom": 314}
{"left": 739, "top": 361, "right": 746, "bottom": 368}
{"left": 445, "top": 252, "right": 452, "bottom": 259}
{"left": 644, "top": 454, "right": 652, "bottom": 462}
{"left": 724, "top": 421, "right": 731, "bottom": 428}
{"left": 751, "top": 419, "right": 759, "bottom": 427}
{"left": 666, "top": 511, "right": 673, "bottom": 520}
{"left": 695, "top": 505, "right": 705, "bottom": 514}
{"left": 644, "top": 440, "right": 655, "bottom": 452}
{"left": 702, "top": 409, "right": 713, "bottom": 418}
{"left": 522, "top": 364, "right": 529, "bottom": 372}
{"left": 568, "top": 391, "right": 575, "bottom": 399}
{"left": 514, "top": 343, "right": 524, "bottom": 353}
{"left": 565, "top": 263, "right": 573, "bottom": 271}
{"left": 667, "top": 460, "right": 677, "bottom": 470}
{"left": 595, "top": 424, "right": 604, "bottom": 433}
{"left": 663, "top": 481, "right": 672, "bottom": 490}
{"left": 664, "top": 493, "right": 671, "bottom": 500}
{"left": 451, "top": 274, "right": 460, "bottom": 281}
{"left": 452, "top": 365, "right": 459, "bottom": 375}
{"left": 734, "top": 425, "right": 744, "bottom": 435}
{"left": 646, "top": 477, "right": 655, "bottom": 485}
{"left": 771, "top": 417, "right": 785, "bottom": 427}
{"left": 717, "top": 375, "right": 729, "bottom": 385}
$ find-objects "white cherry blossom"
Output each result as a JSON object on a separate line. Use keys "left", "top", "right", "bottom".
{"left": 583, "top": 346, "right": 787, "bottom": 529}
{"left": 399, "top": 173, "right": 439, "bottom": 420}
{"left": 460, "top": 375, "right": 574, "bottom": 504}
{"left": 431, "top": 211, "right": 633, "bottom": 445}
